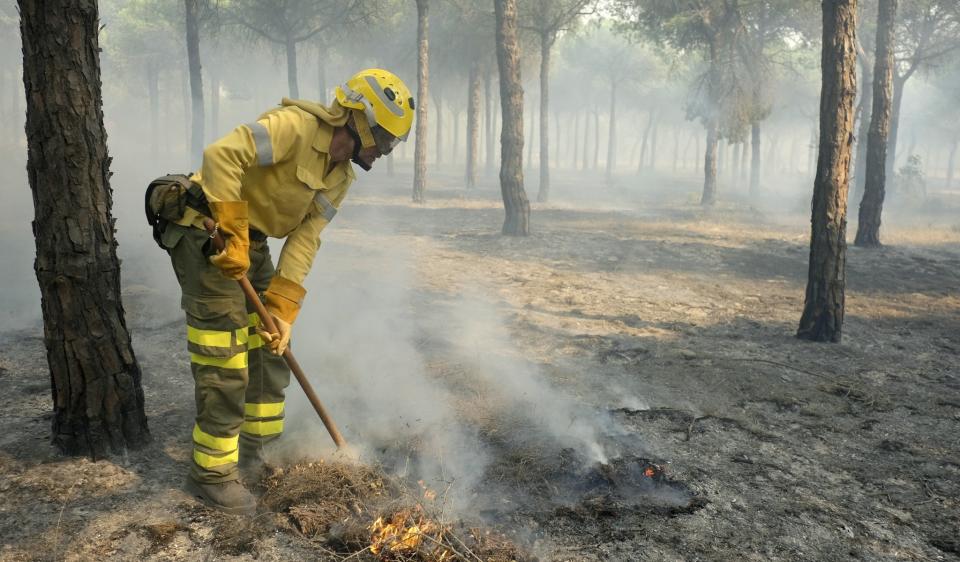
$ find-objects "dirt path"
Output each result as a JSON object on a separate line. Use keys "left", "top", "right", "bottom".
{"left": 0, "top": 182, "right": 958, "bottom": 561}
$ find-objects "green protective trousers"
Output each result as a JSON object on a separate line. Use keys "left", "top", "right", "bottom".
{"left": 163, "top": 223, "right": 291, "bottom": 483}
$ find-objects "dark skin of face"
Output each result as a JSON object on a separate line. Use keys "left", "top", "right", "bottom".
{"left": 328, "top": 126, "right": 381, "bottom": 172}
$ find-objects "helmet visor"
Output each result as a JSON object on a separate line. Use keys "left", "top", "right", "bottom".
{"left": 371, "top": 125, "right": 402, "bottom": 155}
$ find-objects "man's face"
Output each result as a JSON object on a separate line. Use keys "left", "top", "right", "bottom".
{"left": 355, "top": 144, "right": 382, "bottom": 169}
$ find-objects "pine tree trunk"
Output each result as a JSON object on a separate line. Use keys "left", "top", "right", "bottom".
{"left": 855, "top": 0, "right": 897, "bottom": 248}
{"left": 466, "top": 62, "right": 481, "bottom": 188}
{"left": 434, "top": 87, "right": 443, "bottom": 166}
{"left": 852, "top": 54, "right": 873, "bottom": 203}
{"left": 702, "top": 121, "right": 718, "bottom": 206}
{"left": 413, "top": 0, "right": 429, "bottom": 203}
{"left": 537, "top": 33, "right": 551, "bottom": 202}
{"left": 797, "top": 0, "right": 858, "bottom": 343}
{"left": 592, "top": 109, "right": 600, "bottom": 171}
{"left": 453, "top": 108, "right": 460, "bottom": 164}
{"left": 740, "top": 140, "right": 748, "bottom": 182}
{"left": 605, "top": 81, "right": 617, "bottom": 185}
{"left": 573, "top": 111, "right": 580, "bottom": 170}
{"left": 581, "top": 109, "right": 589, "bottom": 170}
{"left": 750, "top": 122, "right": 761, "bottom": 195}
{"left": 885, "top": 76, "right": 905, "bottom": 184}
{"left": 484, "top": 70, "right": 495, "bottom": 176}
{"left": 19, "top": 0, "right": 150, "bottom": 457}
{"left": 184, "top": 0, "right": 204, "bottom": 170}
{"left": 285, "top": 36, "right": 299, "bottom": 98}
{"left": 733, "top": 142, "right": 742, "bottom": 187}
{"left": 493, "top": 0, "right": 529, "bottom": 236}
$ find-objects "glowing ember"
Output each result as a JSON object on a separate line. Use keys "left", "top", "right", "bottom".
{"left": 644, "top": 467, "right": 657, "bottom": 478}
{"left": 369, "top": 506, "right": 451, "bottom": 559}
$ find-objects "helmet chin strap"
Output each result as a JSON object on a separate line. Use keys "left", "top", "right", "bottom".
{"left": 344, "top": 121, "right": 371, "bottom": 171}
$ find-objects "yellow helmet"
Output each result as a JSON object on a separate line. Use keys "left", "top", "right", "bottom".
{"left": 335, "top": 68, "right": 415, "bottom": 151}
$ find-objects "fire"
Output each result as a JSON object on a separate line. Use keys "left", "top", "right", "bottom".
{"left": 643, "top": 467, "right": 657, "bottom": 478}
{"left": 369, "top": 506, "right": 452, "bottom": 560}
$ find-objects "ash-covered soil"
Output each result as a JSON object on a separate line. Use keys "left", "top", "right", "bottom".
{"left": 0, "top": 172, "right": 958, "bottom": 561}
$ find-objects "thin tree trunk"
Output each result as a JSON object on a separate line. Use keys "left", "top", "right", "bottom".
{"left": 184, "top": 0, "right": 204, "bottom": 170}
{"left": 581, "top": 110, "right": 589, "bottom": 170}
{"left": 750, "top": 122, "right": 761, "bottom": 195}
{"left": 493, "top": 0, "right": 529, "bottom": 236}
{"left": 605, "top": 81, "right": 617, "bottom": 184}
{"left": 453, "top": 108, "right": 460, "bottom": 165}
{"left": 592, "top": 109, "right": 600, "bottom": 171}
{"left": 537, "top": 33, "right": 552, "bottom": 202}
{"left": 852, "top": 54, "right": 873, "bottom": 203}
{"left": 740, "top": 140, "right": 748, "bottom": 182}
{"left": 732, "top": 142, "right": 742, "bottom": 186}
{"left": 466, "top": 62, "right": 481, "bottom": 188}
{"left": 526, "top": 104, "right": 535, "bottom": 169}
{"left": 702, "top": 122, "right": 718, "bottom": 206}
{"left": 285, "top": 36, "right": 299, "bottom": 98}
{"left": 434, "top": 87, "right": 443, "bottom": 166}
{"left": 885, "top": 76, "right": 906, "bottom": 183}
{"left": 413, "top": 0, "right": 429, "bottom": 203}
{"left": 855, "top": 0, "right": 897, "bottom": 248}
{"left": 484, "top": 69, "right": 495, "bottom": 176}
{"left": 797, "top": 0, "right": 858, "bottom": 343}
{"left": 18, "top": 0, "right": 150, "bottom": 457}
{"left": 573, "top": 111, "right": 580, "bottom": 170}
{"left": 649, "top": 117, "right": 659, "bottom": 171}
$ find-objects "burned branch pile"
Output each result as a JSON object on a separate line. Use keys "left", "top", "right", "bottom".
{"left": 257, "top": 461, "right": 531, "bottom": 561}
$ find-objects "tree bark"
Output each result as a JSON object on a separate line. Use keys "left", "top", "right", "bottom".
{"left": 285, "top": 36, "right": 299, "bottom": 98}
{"left": 750, "top": 122, "right": 761, "bottom": 195}
{"left": 537, "top": 32, "right": 552, "bottom": 202}
{"left": 797, "top": 0, "right": 858, "bottom": 343}
{"left": 493, "top": 0, "right": 529, "bottom": 236}
{"left": 466, "top": 62, "right": 481, "bottom": 188}
{"left": 852, "top": 54, "right": 873, "bottom": 203}
{"left": 702, "top": 122, "right": 718, "bottom": 206}
{"left": 855, "top": 0, "right": 897, "bottom": 248}
{"left": 413, "top": 0, "right": 429, "bottom": 203}
{"left": 18, "top": 0, "right": 150, "bottom": 457}
{"left": 605, "top": 81, "right": 617, "bottom": 185}
{"left": 885, "top": 75, "right": 906, "bottom": 183}
{"left": 184, "top": 0, "right": 204, "bottom": 170}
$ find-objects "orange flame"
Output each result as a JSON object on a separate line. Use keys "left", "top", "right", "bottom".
{"left": 643, "top": 467, "right": 657, "bottom": 478}
{"left": 369, "top": 506, "right": 450, "bottom": 559}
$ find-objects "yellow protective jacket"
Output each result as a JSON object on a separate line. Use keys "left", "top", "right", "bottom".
{"left": 181, "top": 98, "right": 356, "bottom": 286}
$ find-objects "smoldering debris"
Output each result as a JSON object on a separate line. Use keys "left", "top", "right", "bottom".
{"left": 255, "top": 460, "right": 533, "bottom": 562}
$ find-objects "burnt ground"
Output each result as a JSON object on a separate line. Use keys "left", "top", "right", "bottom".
{"left": 0, "top": 168, "right": 958, "bottom": 561}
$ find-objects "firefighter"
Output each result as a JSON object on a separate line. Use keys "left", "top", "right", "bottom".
{"left": 151, "top": 69, "right": 414, "bottom": 515}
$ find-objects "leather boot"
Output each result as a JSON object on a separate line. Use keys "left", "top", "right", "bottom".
{"left": 184, "top": 477, "right": 256, "bottom": 516}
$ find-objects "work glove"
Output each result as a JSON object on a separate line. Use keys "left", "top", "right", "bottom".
{"left": 208, "top": 200, "right": 250, "bottom": 280}
{"left": 256, "top": 276, "right": 306, "bottom": 356}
